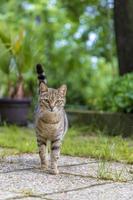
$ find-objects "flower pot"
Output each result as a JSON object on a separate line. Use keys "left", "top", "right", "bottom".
{"left": 0, "top": 98, "right": 31, "bottom": 125}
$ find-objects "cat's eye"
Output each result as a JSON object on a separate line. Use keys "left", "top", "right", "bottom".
{"left": 45, "top": 99, "right": 49, "bottom": 103}
{"left": 56, "top": 100, "right": 60, "bottom": 103}
{"left": 56, "top": 100, "right": 63, "bottom": 104}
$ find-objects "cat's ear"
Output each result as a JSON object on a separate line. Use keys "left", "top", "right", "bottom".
{"left": 58, "top": 84, "right": 67, "bottom": 96}
{"left": 39, "top": 82, "right": 48, "bottom": 92}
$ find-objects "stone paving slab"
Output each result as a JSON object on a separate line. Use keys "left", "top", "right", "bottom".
{"left": 0, "top": 154, "right": 133, "bottom": 200}
{"left": 1, "top": 154, "right": 132, "bottom": 181}
{"left": 46, "top": 183, "right": 133, "bottom": 200}
{"left": 0, "top": 170, "right": 102, "bottom": 195}
{"left": 61, "top": 160, "right": 133, "bottom": 181}
{"left": 0, "top": 191, "right": 23, "bottom": 200}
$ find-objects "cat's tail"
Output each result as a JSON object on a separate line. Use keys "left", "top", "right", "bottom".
{"left": 36, "top": 64, "right": 47, "bottom": 84}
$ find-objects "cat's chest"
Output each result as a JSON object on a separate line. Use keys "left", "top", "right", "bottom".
{"left": 41, "top": 111, "right": 61, "bottom": 123}
{"left": 36, "top": 110, "right": 64, "bottom": 139}
{"left": 37, "top": 119, "right": 62, "bottom": 139}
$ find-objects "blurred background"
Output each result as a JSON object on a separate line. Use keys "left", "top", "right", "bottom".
{"left": 0, "top": 0, "right": 133, "bottom": 163}
{"left": 0, "top": 0, "right": 132, "bottom": 113}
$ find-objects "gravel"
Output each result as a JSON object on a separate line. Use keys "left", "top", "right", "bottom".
{"left": 0, "top": 153, "right": 132, "bottom": 200}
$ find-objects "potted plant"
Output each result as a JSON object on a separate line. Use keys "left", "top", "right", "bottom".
{"left": 0, "top": 27, "right": 38, "bottom": 125}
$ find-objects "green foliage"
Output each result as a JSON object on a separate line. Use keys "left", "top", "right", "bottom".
{"left": 0, "top": 0, "right": 118, "bottom": 108}
{"left": 0, "top": 21, "right": 44, "bottom": 97}
{"left": 60, "top": 0, "right": 116, "bottom": 62}
{"left": 101, "top": 73, "right": 133, "bottom": 113}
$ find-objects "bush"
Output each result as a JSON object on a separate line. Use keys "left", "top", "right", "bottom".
{"left": 101, "top": 73, "right": 133, "bottom": 113}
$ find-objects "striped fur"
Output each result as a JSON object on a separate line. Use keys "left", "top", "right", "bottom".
{"left": 35, "top": 64, "right": 68, "bottom": 174}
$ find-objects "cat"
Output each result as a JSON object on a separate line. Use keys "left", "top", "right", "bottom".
{"left": 35, "top": 64, "right": 68, "bottom": 175}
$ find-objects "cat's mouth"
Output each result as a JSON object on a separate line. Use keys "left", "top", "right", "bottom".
{"left": 45, "top": 106, "right": 61, "bottom": 113}
{"left": 48, "top": 108, "right": 55, "bottom": 112}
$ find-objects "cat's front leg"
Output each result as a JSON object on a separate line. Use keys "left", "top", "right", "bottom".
{"left": 50, "top": 139, "right": 61, "bottom": 174}
{"left": 38, "top": 142, "right": 48, "bottom": 170}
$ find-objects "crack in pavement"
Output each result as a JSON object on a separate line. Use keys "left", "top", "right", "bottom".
{"left": 60, "top": 171, "right": 98, "bottom": 180}
{"left": 0, "top": 161, "right": 91, "bottom": 170}
{"left": 5, "top": 196, "right": 30, "bottom": 200}
{"left": 60, "top": 171, "right": 133, "bottom": 183}
{"left": 1, "top": 167, "right": 131, "bottom": 183}
{"left": 6, "top": 196, "right": 51, "bottom": 200}
{"left": 0, "top": 167, "right": 105, "bottom": 183}
{"left": 4, "top": 182, "right": 113, "bottom": 200}
{"left": 0, "top": 162, "right": 92, "bottom": 174}
{"left": 4, "top": 193, "right": 52, "bottom": 200}
{"left": 40, "top": 181, "right": 113, "bottom": 197}
{"left": 0, "top": 167, "right": 40, "bottom": 174}
{"left": 59, "top": 160, "right": 99, "bottom": 167}
{"left": 0, "top": 161, "right": 94, "bottom": 175}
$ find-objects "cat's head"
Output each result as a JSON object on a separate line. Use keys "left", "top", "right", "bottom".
{"left": 39, "top": 82, "right": 67, "bottom": 112}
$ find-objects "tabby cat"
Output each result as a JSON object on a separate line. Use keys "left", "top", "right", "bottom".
{"left": 35, "top": 64, "right": 68, "bottom": 175}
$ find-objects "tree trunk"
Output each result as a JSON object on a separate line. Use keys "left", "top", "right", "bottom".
{"left": 114, "top": 0, "right": 133, "bottom": 75}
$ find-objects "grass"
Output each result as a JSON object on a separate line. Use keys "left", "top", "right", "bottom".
{"left": 97, "top": 161, "right": 128, "bottom": 182}
{"left": 0, "top": 125, "right": 37, "bottom": 153}
{"left": 62, "top": 126, "right": 133, "bottom": 164}
{"left": 0, "top": 125, "right": 133, "bottom": 164}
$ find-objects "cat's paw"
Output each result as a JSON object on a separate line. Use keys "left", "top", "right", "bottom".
{"left": 50, "top": 168, "right": 59, "bottom": 175}
{"left": 41, "top": 163, "right": 48, "bottom": 170}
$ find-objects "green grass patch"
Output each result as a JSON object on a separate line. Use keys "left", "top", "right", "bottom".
{"left": 62, "top": 126, "right": 133, "bottom": 164}
{"left": 0, "top": 125, "right": 133, "bottom": 164}
{"left": 0, "top": 126, "right": 37, "bottom": 153}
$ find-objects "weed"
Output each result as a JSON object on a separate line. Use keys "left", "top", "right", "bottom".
{"left": 97, "top": 161, "right": 130, "bottom": 182}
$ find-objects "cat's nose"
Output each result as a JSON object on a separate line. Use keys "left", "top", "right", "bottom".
{"left": 49, "top": 104, "right": 54, "bottom": 111}
{"left": 50, "top": 107, "right": 54, "bottom": 111}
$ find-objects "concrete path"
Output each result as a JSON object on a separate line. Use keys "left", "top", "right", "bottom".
{"left": 0, "top": 154, "right": 133, "bottom": 200}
